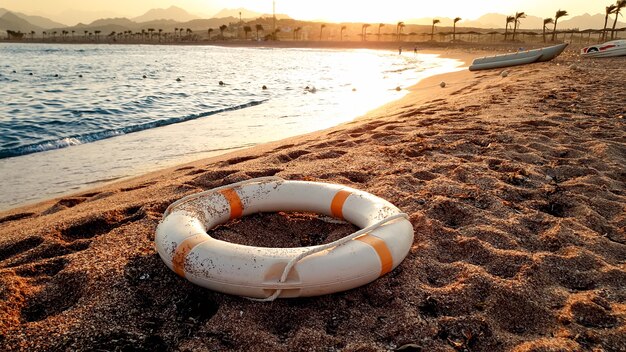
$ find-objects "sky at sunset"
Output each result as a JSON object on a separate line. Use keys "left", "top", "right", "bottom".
{"left": 2, "top": 0, "right": 615, "bottom": 25}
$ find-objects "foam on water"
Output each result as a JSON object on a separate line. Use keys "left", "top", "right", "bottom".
{"left": 0, "top": 43, "right": 463, "bottom": 210}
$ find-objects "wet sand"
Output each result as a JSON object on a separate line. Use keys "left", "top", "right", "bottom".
{"left": 0, "top": 45, "right": 625, "bottom": 351}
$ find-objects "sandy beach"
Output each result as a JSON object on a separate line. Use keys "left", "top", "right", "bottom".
{"left": 0, "top": 44, "right": 625, "bottom": 351}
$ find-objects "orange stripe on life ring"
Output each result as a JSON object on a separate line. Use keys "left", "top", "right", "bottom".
{"left": 331, "top": 190, "right": 351, "bottom": 219}
{"left": 356, "top": 234, "right": 394, "bottom": 276}
{"left": 172, "top": 233, "right": 209, "bottom": 278}
{"left": 220, "top": 188, "right": 243, "bottom": 219}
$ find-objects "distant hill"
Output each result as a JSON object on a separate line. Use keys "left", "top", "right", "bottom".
{"left": 0, "top": 12, "right": 43, "bottom": 32}
{"left": 559, "top": 13, "right": 626, "bottom": 30}
{"left": 53, "top": 9, "right": 122, "bottom": 26}
{"left": 211, "top": 8, "right": 290, "bottom": 20}
{"left": 178, "top": 17, "right": 240, "bottom": 31}
{"left": 88, "top": 17, "right": 136, "bottom": 28}
{"left": 406, "top": 17, "right": 455, "bottom": 26}
{"left": 212, "top": 8, "right": 263, "bottom": 19}
{"left": 133, "top": 6, "right": 199, "bottom": 23}
{"left": 260, "top": 13, "right": 292, "bottom": 20}
{"left": 456, "top": 13, "right": 542, "bottom": 30}
{"left": 0, "top": 8, "right": 66, "bottom": 29}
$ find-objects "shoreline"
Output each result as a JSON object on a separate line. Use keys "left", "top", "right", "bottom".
{"left": 2, "top": 37, "right": 565, "bottom": 52}
{"left": 1, "top": 45, "right": 624, "bottom": 351}
{"left": 0, "top": 46, "right": 473, "bottom": 214}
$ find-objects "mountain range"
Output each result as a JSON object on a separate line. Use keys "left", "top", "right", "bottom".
{"left": 0, "top": 9, "right": 64, "bottom": 33}
{"left": 1, "top": 6, "right": 625, "bottom": 36}
{"left": 212, "top": 8, "right": 291, "bottom": 21}
{"left": 132, "top": 6, "right": 200, "bottom": 23}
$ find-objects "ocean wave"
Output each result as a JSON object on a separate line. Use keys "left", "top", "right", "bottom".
{"left": 0, "top": 100, "right": 266, "bottom": 159}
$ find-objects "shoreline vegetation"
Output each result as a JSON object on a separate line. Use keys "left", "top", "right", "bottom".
{"left": 0, "top": 43, "right": 625, "bottom": 351}
{"left": 3, "top": 4, "right": 626, "bottom": 46}
{"left": 2, "top": 30, "right": 625, "bottom": 47}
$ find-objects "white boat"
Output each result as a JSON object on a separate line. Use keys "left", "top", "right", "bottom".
{"left": 581, "top": 40, "right": 626, "bottom": 58}
{"left": 469, "top": 43, "right": 568, "bottom": 71}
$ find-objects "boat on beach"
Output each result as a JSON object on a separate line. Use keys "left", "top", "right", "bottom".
{"left": 469, "top": 43, "right": 568, "bottom": 71}
{"left": 580, "top": 40, "right": 626, "bottom": 58}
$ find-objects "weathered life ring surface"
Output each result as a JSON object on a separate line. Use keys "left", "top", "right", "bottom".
{"left": 155, "top": 177, "right": 414, "bottom": 300}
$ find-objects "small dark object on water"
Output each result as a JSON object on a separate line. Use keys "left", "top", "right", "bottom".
{"left": 219, "top": 81, "right": 225, "bottom": 86}
{"left": 142, "top": 75, "right": 147, "bottom": 79}
{"left": 395, "top": 86, "right": 401, "bottom": 91}
{"left": 54, "top": 74, "right": 59, "bottom": 77}
{"left": 29, "top": 72, "right": 33, "bottom": 76}
{"left": 12, "top": 70, "right": 16, "bottom": 73}
{"left": 78, "top": 74, "right": 83, "bottom": 78}
{"left": 262, "top": 85, "right": 267, "bottom": 90}
{"left": 176, "top": 77, "right": 182, "bottom": 82}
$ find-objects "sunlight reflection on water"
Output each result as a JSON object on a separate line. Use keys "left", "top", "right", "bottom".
{"left": 0, "top": 43, "right": 463, "bottom": 209}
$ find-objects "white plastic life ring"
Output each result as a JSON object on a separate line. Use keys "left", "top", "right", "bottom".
{"left": 155, "top": 177, "right": 414, "bottom": 300}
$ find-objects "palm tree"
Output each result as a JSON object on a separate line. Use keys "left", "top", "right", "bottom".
{"left": 158, "top": 29, "right": 163, "bottom": 42}
{"left": 319, "top": 24, "right": 326, "bottom": 40}
{"left": 340, "top": 25, "right": 347, "bottom": 41}
{"left": 551, "top": 9, "right": 568, "bottom": 42}
{"left": 84, "top": 30, "right": 88, "bottom": 40}
{"left": 452, "top": 17, "right": 461, "bottom": 41}
{"left": 378, "top": 23, "right": 385, "bottom": 41}
{"left": 220, "top": 24, "right": 228, "bottom": 39}
{"left": 148, "top": 28, "right": 154, "bottom": 40}
{"left": 504, "top": 16, "right": 515, "bottom": 41}
{"left": 186, "top": 28, "right": 192, "bottom": 39}
{"left": 30, "top": 30, "right": 35, "bottom": 40}
{"left": 42, "top": 31, "right": 47, "bottom": 40}
{"left": 512, "top": 12, "right": 525, "bottom": 41}
{"left": 174, "top": 27, "right": 178, "bottom": 39}
{"left": 543, "top": 18, "right": 554, "bottom": 43}
{"left": 611, "top": 0, "right": 626, "bottom": 39}
{"left": 361, "top": 24, "right": 370, "bottom": 41}
{"left": 255, "top": 24, "right": 263, "bottom": 40}
{"left": 294, "top": 27, "right": 301, "bottom": 40}
{"left": 243, "top": 25, "right": 252, "bottom": 39}
{"left": 396, "top": 21, "right": 405, "bottom": 41}
{"left": 207, "top": 28, "right": 213, "bottom": 40}
{"left": 431, "top": 19, "right": 440, "bottom": 41}
{"left": 603, "top": 5, "right": 618, "bottom": 41}
{"left": 94, "top": 30, "right": 101, "bottom": 41}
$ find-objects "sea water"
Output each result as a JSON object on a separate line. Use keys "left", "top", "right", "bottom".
{"left": 0, "top": 43, "right": 463, "bottom": 210}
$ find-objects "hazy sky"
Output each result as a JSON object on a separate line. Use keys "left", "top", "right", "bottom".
{"left": 3, "top": 0, "right": 614, "bottom": 25}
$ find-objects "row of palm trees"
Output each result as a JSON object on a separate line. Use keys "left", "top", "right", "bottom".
{"left": 320, "top": 21, "right": 407, "bottom": 41}
{"left": 450, "top": 1, "right": 625, "bottom": 44}
{"left": 314, "top": 2, "right": 624, "bottom": 44}
{"left": 241, "top": 24, "right": 266, "bottom": 40}
{"left": 520, "top": 1, "right": 625, "bottom": 43}
{"left": 8, "top": 27, "right": 202, "bottom": 42}
{"left": 602, "top": 0, "right": 626, "bottom": 40}
{"left": 5, "top": 2, "right": 626, "bottom": 44}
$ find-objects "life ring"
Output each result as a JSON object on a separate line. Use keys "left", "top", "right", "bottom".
{"left": 155, "top": 177, "right": 414, "bottom": 300}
